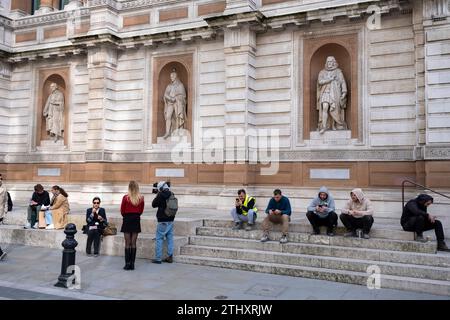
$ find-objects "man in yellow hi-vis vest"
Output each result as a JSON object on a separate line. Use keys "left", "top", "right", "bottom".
{"left": 230, "top": 189, "right": 258, "bottom": 231}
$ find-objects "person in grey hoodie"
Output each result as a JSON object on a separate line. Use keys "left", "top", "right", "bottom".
{"left": 306, "top": 186, "right": 337, "bottom": 236}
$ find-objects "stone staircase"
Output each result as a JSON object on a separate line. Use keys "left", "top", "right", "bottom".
{"left": 175, "top": 219, "right": 450, "bottom": 296}
{"left": 0, "top": 209, "right": 196, "bottom": 259}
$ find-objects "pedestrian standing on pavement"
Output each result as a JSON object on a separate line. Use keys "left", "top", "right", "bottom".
{"left": 120, "top": 181, "right": 145, "bottom": 270}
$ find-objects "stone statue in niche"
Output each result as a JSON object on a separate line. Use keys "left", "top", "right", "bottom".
{"left": 163, "top": 68, "right": 187, "bottom": 139}
{"left": 43, "top": 82, "right": 65, "bottom": 142}
{"left": 317, "top": 56, "right": 348, "bottom": 134}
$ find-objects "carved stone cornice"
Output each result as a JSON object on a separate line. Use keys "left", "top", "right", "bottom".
{"left": 265, "top": 0, "right": 413, "bottom": 30}
{"left": 13, "top": 8, "right": 90, "bottom": 29}
{"left": 6, "top": 45, "right": 86, "bottom": 63}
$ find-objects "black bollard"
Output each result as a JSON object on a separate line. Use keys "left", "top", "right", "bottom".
{"left": 55, "top": 223, "right": 78, "bottom": 288}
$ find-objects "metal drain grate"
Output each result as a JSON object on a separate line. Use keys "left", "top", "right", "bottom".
{"left": 245, "top": 284, "right": 287, "bottom": 297}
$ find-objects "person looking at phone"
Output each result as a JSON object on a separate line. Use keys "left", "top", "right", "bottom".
{"left": 260, "top": 189, "right": 292, "bottom": 243}
{"left": 230, "top": 189, "right": 258, "bottom": 231}
{"left": 85, "top": 197, "right": 107, "bottom": 257}
{"left": 306, "top": 186, "right": 337, "bottom": 236}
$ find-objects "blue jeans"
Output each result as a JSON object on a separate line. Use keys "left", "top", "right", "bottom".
{"left": 155, "top": 222, "right": 174, "bottom": 261}
{"left": 45, "top": 210, "right": 53, "bottom": 225}
{"left": 230, "top": 208, "right": 256, "bottom": 224}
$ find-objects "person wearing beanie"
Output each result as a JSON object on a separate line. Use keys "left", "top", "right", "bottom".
{"left": 401, "top": 194, "right": 449, "bottom": 251}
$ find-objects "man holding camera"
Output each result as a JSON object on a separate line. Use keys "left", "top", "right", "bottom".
{"left": 230, "top": 189, "right": 258, "bottom": 231}
{"left": 306, "top": 186, "right": 337, "bottom": 236}
{"left": 151, "top": 181, "right": 175, "bottom": 264}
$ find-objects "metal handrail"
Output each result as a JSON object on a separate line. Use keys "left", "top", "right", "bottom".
{"left": 401, "top": 179, "right": 450, "bottom": 209}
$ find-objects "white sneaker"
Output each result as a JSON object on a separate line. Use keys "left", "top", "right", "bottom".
{"left": 45, "top": 224, "right": 55, "bottom": 230}
{"left": 24, "top": 222, "right": 31, "bottom": 229}
{"left": 33, "top": 223, "right": 39, "bottom": 229}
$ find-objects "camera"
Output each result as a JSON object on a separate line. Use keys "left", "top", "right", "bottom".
{"left": 152, "top": 181, "right": 171, "bottom": 194}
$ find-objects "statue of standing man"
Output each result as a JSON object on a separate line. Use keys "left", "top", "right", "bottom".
{"left": 43, "top": 83, "right": 65, "bottom": 142}
{"left": 163, "top": 69, "right": 187, "bottom": 139}
{"left": 317, "top": 56, "right": 348, "bottom": 134}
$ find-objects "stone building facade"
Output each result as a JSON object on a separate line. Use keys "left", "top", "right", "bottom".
{"left": 0, "top": 0, "right": 450, "bottom": 190}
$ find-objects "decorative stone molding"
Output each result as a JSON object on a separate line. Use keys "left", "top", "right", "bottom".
{"left": 14, "top": 8, "right": 90, "bottom": 28}
{"left": 279, "top": 149, "right": 415, "bottom": 161}
{"left": 2, "top": 153, "right": 85, "bottom": 163}
{"left": 0, "top": 61, "right": 11, "bottom": 78}
{"left": 424, "top": 146, "right": 450, "bottom": 159}
{"left": 424, "top": 0, "right": 449, "bottom": 20}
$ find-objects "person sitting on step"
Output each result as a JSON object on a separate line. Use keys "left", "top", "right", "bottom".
{"left": 261, "top": 189, "right": 292, "bottom": 244}
{"left": 25, "top": 184, "right": 50, "bottom": 229}
{"left": 39, "top": 185, "right": 69, "bottom": 230}
{"left": 340, "top": 188, "right": 374, "bottom": 239}
{"left": 85, "top": 197, "right": 107, "bottom": 257}
{"left": 230, "top": 189, "right": 258, "bottom": 231}
{"left": 401, "top": 194, "right": 450, "bottom": 252}
{"left": 306, "top": 186, "right": 337, "bottom": 236}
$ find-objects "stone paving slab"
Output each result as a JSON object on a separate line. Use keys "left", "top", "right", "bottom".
{"left": 0, "top": 244, "right": 448, "bottom": 300}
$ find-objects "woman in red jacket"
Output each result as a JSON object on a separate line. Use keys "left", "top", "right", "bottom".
{"left": 120, "top": 181, "right": 145, "bottom": 270}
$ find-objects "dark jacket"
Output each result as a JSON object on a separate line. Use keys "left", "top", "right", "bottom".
{"left": 265, "top": 196, "right": 292, "bottom": 216}
{"left": 31, "top": 191, "right": 50, "bottom": 207}
{"left": 152, "top": 190, "right": 174, "bottom": 222}
{"left": 86, "top": 207, "right": 107, "bottom": 229}
{"left": 401, "top": 194, "right": 433, "bottom": 226}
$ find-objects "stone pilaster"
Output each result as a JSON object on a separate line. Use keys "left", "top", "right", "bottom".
{"left": 35, "top": 0, "right": 54, "bottom": 15}
{"left": 86, "top": 43, "right": 117, "bottom": 161}
{"left": 9, "top": 0, "right": 29, "bottom": 18}
{"left": 413, "top": 0, "right": 427, "bottom": 147}
{"left": 64, "top": 0, "right": 83, "bottom": 11}
{"left": 223, "top": 24, "right": 257, "bottom": 185}
{"left": 422, "top": 0, "right": 450, "bottom": 147}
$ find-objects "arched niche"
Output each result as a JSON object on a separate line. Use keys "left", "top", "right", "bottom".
{"left": 302, "top": 33, "right": 359, "bottom": 140}
{"left": 151, "top": 54, "right": 193, "bottom": 144}
{"left": 36, "top": 69, "right": 70, "bottom": 147}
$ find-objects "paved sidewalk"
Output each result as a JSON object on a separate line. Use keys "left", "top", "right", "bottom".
{"left": 0, "top": 244, "right": 448, "bottom": 300}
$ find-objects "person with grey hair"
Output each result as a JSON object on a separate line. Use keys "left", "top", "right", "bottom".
{"left": 151, "top": 181, "right": 177, "bottom": 264}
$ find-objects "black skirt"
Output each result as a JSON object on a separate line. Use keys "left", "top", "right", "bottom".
{"left": 121, "top": 213, "right": 141, "bottom": 233}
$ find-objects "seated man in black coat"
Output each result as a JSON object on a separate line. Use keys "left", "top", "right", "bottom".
{"left": 401, "top": 194, "right": 449, "bottom": 251}
{"left": 85, "top": 197, "right": 107, "bottom": 256}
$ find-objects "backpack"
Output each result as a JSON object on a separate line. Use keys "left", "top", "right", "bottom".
{"left": 7, "top": 192, "right": 12, "bottom": 212}
{"left": 164, "top": 192, "right": 178, "bottom": 218}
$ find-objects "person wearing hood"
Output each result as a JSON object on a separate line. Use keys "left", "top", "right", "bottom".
{"left": 151, "top": 181, "right": 175, "bottom": 264}
{"left": 340, "top": 188, "right": 374, "bottom": 239}
{"left": 306, "top": 186, "right": 337, "bottom": 236}
{"left": 401, "top": 194, "right": 449, "bottom": 251}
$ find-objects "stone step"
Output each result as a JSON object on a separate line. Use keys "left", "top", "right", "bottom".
{"left": 180, "top": 245, "right": 450, "bottom": 281}
{"left": 203, "top": 218, "right": 416, "bottom": 241}
{"left": 195, "top": 227, "right": 437, "bottom": 253}
{"left": 175, "top": 255, "right": 450, "bottom": 296}
{"left": 3, "top": 212, "right": 202, "bottom": 237}
{"left": 188, "top": 235, "right": 450, "bottom": 268}
{"left": 0, "top": 225, "right": 188, "bottom": 259}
